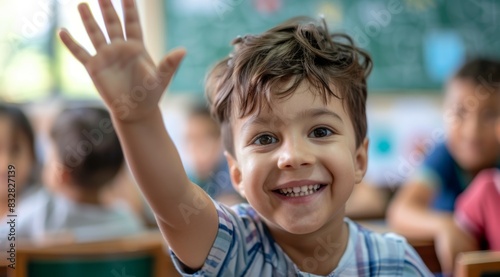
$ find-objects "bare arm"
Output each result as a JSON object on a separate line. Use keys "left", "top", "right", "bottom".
{"left": 386, "top": 181, "right": 450, "bottom": 240}
{"left": 434, "top": 218, "right": 479, "bottom": 274}
{"left": 59, "top": 0, "right": 217, "bottom": 269}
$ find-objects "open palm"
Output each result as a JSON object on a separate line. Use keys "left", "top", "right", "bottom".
{"left": 59, "top": 0, "right": 185, "bottom": 122}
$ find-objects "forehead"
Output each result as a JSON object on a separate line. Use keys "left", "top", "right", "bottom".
{"left": 446, "top": 78, "right": 500, "bottom": 107}
{"left": 0, "top": 117, "right": 13, "bottom": 139}
{"left": 234, "top": 81, "right": 348, "bottom": 119}
{"left": 232, "top": 82, "right": 352, "bottom": 131}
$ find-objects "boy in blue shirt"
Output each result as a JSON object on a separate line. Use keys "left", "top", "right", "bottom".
{"left": 387, "top": 58, "right": 500, "bottom": 273}
{"left": 59, "top": 0, "right": 431, "bottom": 275}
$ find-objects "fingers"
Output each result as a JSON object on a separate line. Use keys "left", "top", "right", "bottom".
{"left": 99, "top": 0, "right": 125, "bottom": 41}
{"left": 78, "top": 3, "right": 107, "bottom": 51}
{"left": 59, "top": 28, "right": 92, "bottom": 64}
{"left": 122, "top": 0, "right": 143, "bottom": 41}
{"left": 158, "top": 48, "right": 187, "bottom": 89}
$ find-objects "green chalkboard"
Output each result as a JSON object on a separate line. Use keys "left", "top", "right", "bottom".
{"left": 28, "top": 256, "right": 153, "bottom": 277}
{"left": 164, "top": 0, "right": 500, "bottom": 95}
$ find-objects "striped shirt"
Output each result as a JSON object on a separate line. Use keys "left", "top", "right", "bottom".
{"left": 171, "top": 201, "right": 433, "bottom": 276}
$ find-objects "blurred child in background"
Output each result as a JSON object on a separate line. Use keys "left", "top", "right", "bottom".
{"left": 2, "top": 106, "right": 144, "bottom": 244}
{"left": 442, "top": 81, "right": 500, "bottom": 272}
{"left": 184, "top": 104, "right": 243, "bottom": 206}
{"left": 0, "top": 103, "right": 38, "bottom": 219}
{"left": 387, "top": 58, "right": 500, "bottom": 273}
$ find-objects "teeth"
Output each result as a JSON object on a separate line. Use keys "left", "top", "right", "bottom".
{"left": 278, "top": 184, "right": 323, "bottom": 197}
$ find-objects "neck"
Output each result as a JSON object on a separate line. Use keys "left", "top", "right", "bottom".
{"left": 268, "top": 208, "right": 349, "bottom": 275}
{"left": 60, "top": 185, "right": 103, "bottom": 205}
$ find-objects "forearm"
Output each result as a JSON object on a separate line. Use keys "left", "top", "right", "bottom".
{"left": 345, "top": 184, "right": 388, "bottom": 219}
{"left": 387, "top": 201, "right": 451, "bottom": 240}
{"left": 112, "top": 108, "right": 190, "bottom": 223}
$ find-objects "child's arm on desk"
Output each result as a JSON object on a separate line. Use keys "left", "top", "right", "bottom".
{"left": 387, "top": 181, "right": 450, "bottom": 240}
{"left": 59, "top": 0, "right": 217, "bottom": 270}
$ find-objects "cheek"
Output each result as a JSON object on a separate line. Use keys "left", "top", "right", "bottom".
{"left": 241, "top": 156, "right": 263, "bottom": 184}
{"left": 239, "top": 154, "right": 271, "bottom": 196}
{"left": 15, "top": 153, "right": 34, "bottom": 187}
{"left": 446, "top": 121, "right": 460, "bottom": 136}
{"left": 321, "top": 146, "right": 357, "bottom": 185}
{"left": 445, "top": 127, "right": 461, "bottom": 147}
{"left": 42, "top": 153, "right": 60, "bottom": 188}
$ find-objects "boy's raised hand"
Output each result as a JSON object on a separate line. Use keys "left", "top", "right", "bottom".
{"left": 59, "top": 0, "right": 185, "bottom": 122}
{"left": 59, "top": 1, "right": 218, "bottom": 269}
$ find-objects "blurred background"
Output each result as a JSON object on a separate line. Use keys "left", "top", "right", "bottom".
{"left": 1, "top": 1, "right": 500, "bottom": 275}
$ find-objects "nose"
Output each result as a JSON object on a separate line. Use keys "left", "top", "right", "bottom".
{"left": 277, "top": 136, "right": 316, "bottom": 169}
{"left": 461, "top": 115, "right": 481, "bottom": 142}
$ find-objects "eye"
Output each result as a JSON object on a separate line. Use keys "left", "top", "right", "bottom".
{"left": 454, "top": 106, "right": 466, "bottom": 119}
{"left": 309, "top": 127, "right": 333, "bottom": 138}
{"left": 253, "top": 134, "right": 278, "bottom": 145}
{"left": 10, "top": 144, "right": 20, "bottom": 156}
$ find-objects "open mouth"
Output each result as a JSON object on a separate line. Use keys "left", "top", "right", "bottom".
{"left": 275, "top": 184, "right": 326, "bottom": 197}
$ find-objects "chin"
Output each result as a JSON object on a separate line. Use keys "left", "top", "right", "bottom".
{"left": 278, "top": 219, "right": 324, "bottom": 235}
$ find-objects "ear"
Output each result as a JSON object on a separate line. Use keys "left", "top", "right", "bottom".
{"left": 44, "top": 161, "right": 72, "bottom": 193}
{"left": 224, "top": 151, "right": 244, "bottom": 198}
{"left": 354, "top": 138, "right": 369, "bottom": 184}
{"left": 60, "top": 166, "right": 74, "bottom": 185}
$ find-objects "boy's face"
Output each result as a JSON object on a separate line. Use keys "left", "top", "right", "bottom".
{"left": 0, "top": 117, "right": 12, "bottom": 200}
{"left": 42, "top": 140, "right": 68, "bottom": 192}
{"left": 445, "top": 78, "right": 500, "bottom": 173}
{"left": 226, "top": 81, "right": 368, "bottom": 235}
{"left": 0, "top": 117, "right": 34, "bottom": 196}
{"left": 184, "top": 115, "right": 222, "bottom": 180}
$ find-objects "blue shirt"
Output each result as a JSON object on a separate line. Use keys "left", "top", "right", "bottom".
{"left": 420, "top": 142, "right": 470, "bottom": 211}
{"left": 416, "top": 142, "right": 500, "bottom": 211}
{"left": 170, "top": 201, "right": 432, "bottom": 276}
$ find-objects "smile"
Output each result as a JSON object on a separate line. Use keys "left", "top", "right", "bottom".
{"left": 276, "top": 184, "right": 325, "bottom": 197}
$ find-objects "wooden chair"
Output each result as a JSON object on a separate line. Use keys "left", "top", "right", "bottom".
{"left": 455, "top": 251, "right": 500, "bottom": 277}
{"left": 8, "top": 231, "right": 180, "bottom": 277}
{"left": 357, "top": 219, "right": 441, "bottom": 273}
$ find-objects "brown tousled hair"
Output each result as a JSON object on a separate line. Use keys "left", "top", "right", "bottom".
{"left": 206, "top": 16, "right": 372, "bottom": 156}
{"left": 453, "top": 58, "right": 500, "bottom": 89}
{"left": 51, "top": 107, "right": 123, "bottom": 190}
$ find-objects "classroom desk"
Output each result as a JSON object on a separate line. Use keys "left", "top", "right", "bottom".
{"left": 5, "top": 231, "right": 179, "bottom": 277}
{"left": 3, "top": 227, "right": 440, "bottom": 275}
{"left": 0, "top": 259, "right": 8, "bottom": 277}
{"left": 356, "top": 219, "right": 441, "bottom": 273}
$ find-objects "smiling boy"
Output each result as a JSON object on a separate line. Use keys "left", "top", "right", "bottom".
{"left": 59, "top": 0, "right": 431, "bottom": 276}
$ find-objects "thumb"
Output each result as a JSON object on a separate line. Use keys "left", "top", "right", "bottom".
{"left": 157, "top": 47, "right": 186, "bottom": 89}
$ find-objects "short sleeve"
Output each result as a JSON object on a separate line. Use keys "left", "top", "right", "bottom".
{"left": 169, "top": 201, "right": 263, "bottom": 277}
{"left": 454, "top": 170, "right": 496, "bottom": 239}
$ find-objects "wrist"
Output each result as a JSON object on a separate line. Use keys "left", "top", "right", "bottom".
{"left": 110, "top": 106, "right": 163, "bottom": 126}
{"left": 433, "top": 213, "right": 454, "bottom": 234}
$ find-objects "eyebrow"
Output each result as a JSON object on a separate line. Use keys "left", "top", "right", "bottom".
{"left": 241, "top": 108, "right": 343, "bottom": 132}
{"left": 241, "top": 114, "right": 280, "bottom": 133}
{"left": 299, "top": 108, "right": 343, "bottom": 122}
